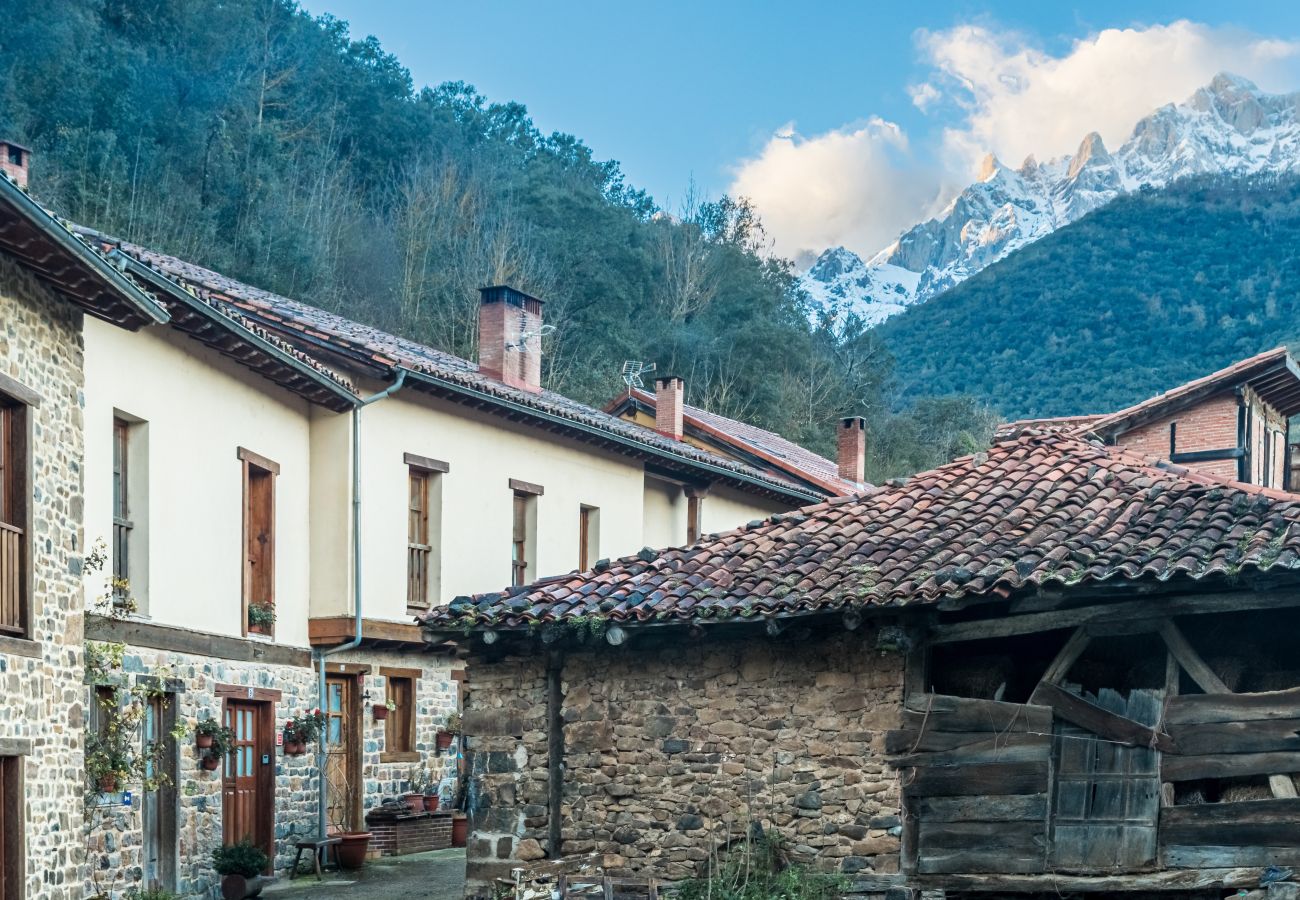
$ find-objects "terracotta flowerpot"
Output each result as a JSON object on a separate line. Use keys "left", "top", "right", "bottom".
{"left": 436, "top": 730, "right": 454, "bottom": 750}
{"left": 196, "top": 733, "right": 214, "bottom": 749}
{"left": 451, "top": 814, "right": 468, "bottom": 848}
{"left": 284, "top": 740, "right": 305, "bottom": 756}
{"left": 98, "top": 774, "right": 119, "bottom": 793}
{"left": 336, "top": 831, "right": 372, "bottom": 869}
{"left": 423, "top": 794, "right": 439, "bottom": 813}
{"left": 201, "top": 754, "right": 222, "bottom": 771}
{"left": 403, "top": 792, "right": 424, "bottom": 814}
{"left": 373, "top": 705, "right": 389, "bottom": 721}
{"left": 220, "top": 873, "right": 269, "bottom": 899}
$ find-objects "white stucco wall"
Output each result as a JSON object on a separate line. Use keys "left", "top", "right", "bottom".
{"left": 642, "top": 476, "right": 687, "bottom": 550}
{"left": 311, "top": 388, "right": 680, "bottom": 622}
{"left": 83, "top": 318, "right": 315, "bottom": 647}
{"left": 701, "top": 484, "right": 789, "bottom": 535}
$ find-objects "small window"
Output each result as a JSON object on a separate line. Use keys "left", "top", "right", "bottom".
{"left": 0, "top": 397, "right": 28, "bottom": 637}
{"left": 385, "top": 674, "right": 416, "bottom": 756}
{"left": 687, "top": 491, "right": 705, "bottom": 544}
{"left": 112, "top": 417, "right": 132, "bottom": 604}
{"left": 579, "top": 505, "right": 599, "bottom": 571}
{"left": 512, "top": 493, "right": 528, "bottom": 586}
{"left": 405, "top": 463, "right": 445, "bottom": 611}
{"left": 239, "top": 448, "right": 278, "bottom": 636}
{"left": 5, "top": 147, "right": 20, "bottom": 167}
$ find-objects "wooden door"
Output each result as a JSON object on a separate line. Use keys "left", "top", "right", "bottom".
{"left": 325, "top": 676, "right": 360, "bottom": 833}
{"left": 142, "top": 695, "right": 178, "bottom": 890}
{"left": 223, "top": 700, "right": 273, "bottom": 867}
{"left": 1049, "top": 687, "right": 1162, "bottom": 873}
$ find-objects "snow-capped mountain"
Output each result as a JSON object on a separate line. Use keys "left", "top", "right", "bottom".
{"left": 803, "top": 74, "right": 1300, "bottom": 326}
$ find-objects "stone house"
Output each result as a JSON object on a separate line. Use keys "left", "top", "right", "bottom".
{"left": 56, "top": 180, "right": 844, "bottom": 894}
{"left": 0, "top": 171, "right": 169, "bottom": 900}
{"left": 424, "top": 352, "right": 1300, "bottom": 899}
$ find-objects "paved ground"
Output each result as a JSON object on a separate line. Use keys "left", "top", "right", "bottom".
{"left": 263, "top": 848, "right": 466, "bottom": 899}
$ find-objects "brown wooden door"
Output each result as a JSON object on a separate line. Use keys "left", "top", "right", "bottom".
{"left": 325, "top": 676, "right": 360, "bottom": 833}
{"left": 223, "top": 700, "right": 273, "bottom": 867}
{"left": 142, "top": 695, "right": 178, "bottom": 890}
{"left": 1049, "top": 688, "right": 1162, "bottom": 873}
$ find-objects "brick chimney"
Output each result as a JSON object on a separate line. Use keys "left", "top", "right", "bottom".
{"left": 655, "top": 376, "right": 685, "bottom": 440}
{"left": 477, "top": 285, "right": 544, "bottom": 393}
{"left": 837, "top": 417, "right": 867, "bottom": 483}
{"left": 0, "top": 140, "right": 30, "bottom": 189}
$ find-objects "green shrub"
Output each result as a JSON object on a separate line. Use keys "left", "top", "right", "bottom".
{"left": 673, "top": 828, "right": 846, "bottom": 900}
{"left": 212, "top": 839, "right": 269, "bottom": 877}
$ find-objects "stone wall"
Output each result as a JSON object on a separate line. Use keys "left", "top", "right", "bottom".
{"left": 83, "top": 643, "right": 459, "bottom": 898}
{"left": 0, "top": 254, "right": 93, "bottom": 900}
{"left": 462, "top": 625, "right": 906, "bottom": 898}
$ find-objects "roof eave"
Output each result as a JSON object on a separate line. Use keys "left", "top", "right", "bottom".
{"left": 118, "top": 256, "right": 359, "bottom": 411}
{"left": 0, "top": 177, "right": 169, "bottom": 329}
{"left": 400, "top": 368, "right": 823, "bottom": 505}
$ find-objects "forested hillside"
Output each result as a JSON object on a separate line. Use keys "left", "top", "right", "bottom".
{"left": 0, "top": 0, "right": 994, "bottom": 479}
{"left": 878, "top": 175, "right": 1300, "bottom": 420}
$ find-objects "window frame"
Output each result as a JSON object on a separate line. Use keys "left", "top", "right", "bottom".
{"left": 238, "top": 448, "right": 279, "bottom": 638}
{"left": 0, "top": 753, "right": 23, "bottom": 900}
{"left": 111, "top": 417, "right": 132, "bottom": 604}
{"left": 380, "top": 668, "right": 420, "bottom": 763}
{"left": 0, "top": 372, "right": 38, "bottom": 641}
{"left": 578, "top": 505, "right": 599, "bottom": 572}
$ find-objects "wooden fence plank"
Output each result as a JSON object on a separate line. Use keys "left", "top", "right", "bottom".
{"left": 891, "top": 733, "right": 1049, "bottom": 768}
{"left": 902, "top": 694, "right": 1051, "bottom": 733}
{"left": 905, "top": 761, "right": 1048, "bottom": 797}
{"left": 1166, "top": 687, "right": 1300, "bottom": 725}
{"left": 913, "top": 794, "right": 1048, "bottom": 823}
{"left": 1167, "top": 719, "right": 1300, "bottom": 755}
{"left": 1162, "top": 751, "right": 1300, "bottom": 782}
{"left": 1029, "top": 681, "right": 1176, "bottom": 752}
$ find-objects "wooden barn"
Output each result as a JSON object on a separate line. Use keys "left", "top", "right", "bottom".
{"left": 422, "top": 355, "right": 1300, "bottom": 900}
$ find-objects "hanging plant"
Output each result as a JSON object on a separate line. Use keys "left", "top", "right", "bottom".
{"left": 283, "top": 709, "right": 325, "bottom": 754}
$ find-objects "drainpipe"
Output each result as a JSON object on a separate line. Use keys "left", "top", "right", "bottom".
{"left": 314, "top": 369, "right": 408, "bottom": 840}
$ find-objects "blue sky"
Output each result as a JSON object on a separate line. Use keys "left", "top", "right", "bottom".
{"left": 306, "top": 1, "right": 1300, "bottom": 257}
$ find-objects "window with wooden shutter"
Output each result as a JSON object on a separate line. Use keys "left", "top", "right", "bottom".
{"left": 407, "top": 469, "right": 431, "bottom": 610}
{"left": 579, "top": 505, "right": 599, "bottom": 572}
{"left": 383, "top": 671, "right": 418, "bottom": 760}
{"left": 239, "top": 448, "right": 278, "bottom": 637}
{"left": 112, "top": 417, "right": 132, "bottom": 604}
{"left": 512, "top": 493, "right": 529, "bottom": 587}
{"left": 0, "top": 397, "right": 27, "bottom": 637}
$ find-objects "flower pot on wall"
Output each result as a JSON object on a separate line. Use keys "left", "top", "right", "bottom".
{"left": 336, "top": 832, "right": 372, "bottom": 869}
{"left": 98, "top": 774, "right": 119, "bottom": 793}
{"left": 373, "top": 705, "right": 389, "bottom": 721}
{"left": 435, "top": 731, "right": 453, "bottom": 750}
{"left": 196, "top": 733, "right": 214, "bottom": 749}
{"left": 423, "top": 794, "right": 439, "bottom": 813}
{"left": 451, "top": 814, "right": 468, "bottom": 848}
{"left": 201, "top": 754, "right": 222, "bottom": 771}
{"left": 403, "top": 793, "right": 424, "bottom": 814}
{"left": 284, "top": 740, "right": 305, "bottom": 756}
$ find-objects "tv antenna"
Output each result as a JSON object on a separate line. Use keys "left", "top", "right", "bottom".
{"left": 506, "top": 310, "right": 556, "bottom": 352}
{"left": 620, "top": 360, "right": 656, "bottom": 389}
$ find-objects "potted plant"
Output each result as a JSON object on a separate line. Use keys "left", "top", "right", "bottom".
{"left": 373, "top": 698, "right": 396, "bottom": 721}
{"left": 213, "top": 838, "right": 270, "bottom": 899}
{"left": 86, "top": 728, "right": 132, "bottom": 794}
{"left": 195, "top": 716, "right": 224, "bottom": 749}
{"left": 283, "top": 709, "right": 324, "bottom": 756}
{"left": 198, "top": 723, "right": 235, "bottom": 772}
{"left": 247, "top": 601, "right": 275, "bottom": 634}
{"left": 328, "top": 762, "right": 371, "bottom": 869}
{"left": 436, "top": 712, "right": 460, "bottom": 751}
{"left": 407, "top": 762, "right": 440, "bottom": 812}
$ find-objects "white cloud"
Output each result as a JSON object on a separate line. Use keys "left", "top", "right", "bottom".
{"left": 918, "top": 20, "right": 1300, "bottom": 173}
{"left": 728, "top": 118, "right": 944, "bottom": 261}
{"left": 729, "top": 19, "right": 1300, "bottom": 260}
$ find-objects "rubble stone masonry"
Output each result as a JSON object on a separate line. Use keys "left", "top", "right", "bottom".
{"left": 462, "top": 626, "right": 905, "bottom": 897}
{"left": 0, "top": 255, "right": 90, "bottom": 900}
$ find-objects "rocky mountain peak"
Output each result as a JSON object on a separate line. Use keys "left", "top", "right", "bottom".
{"left": 799, "top": 74, "right": 1300, "bottom": 328}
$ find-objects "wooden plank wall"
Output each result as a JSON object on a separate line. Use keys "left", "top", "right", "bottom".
{"left": 890, "top": 694, "right": 1051, "bottom": 875}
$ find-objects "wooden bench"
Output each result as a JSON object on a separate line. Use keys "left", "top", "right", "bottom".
{"left": 287, "top": 835, "right": 341, "bottom": 881}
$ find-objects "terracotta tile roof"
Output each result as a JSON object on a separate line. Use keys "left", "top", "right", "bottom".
{"left": 610, "top": 388, "right": 860, "bottom": 495}
{"left": 424, "top": 431, "right": 1300, "bottom": 631}
{"left": 1081, "top": 347, "right": 1300, "bottom": 438}
{"left": 994, "top": 414, "right": 1105, "bottom": 441}
{"left": 101, "top": 241, "right": 821, "bottom": 501}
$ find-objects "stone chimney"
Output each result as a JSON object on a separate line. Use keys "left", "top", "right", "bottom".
{"left": 0, "top": 140, "right": 30, "bottom": 190}
{"left": 654, "top": 376, "right": 685, "bottom": 440}
{"left": 477, "top": 285, "right": 544, "bottom": 393}
{"left": 837, "top": 417, "right": 867, "bottom": 483}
